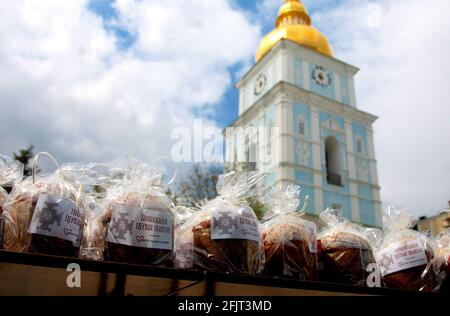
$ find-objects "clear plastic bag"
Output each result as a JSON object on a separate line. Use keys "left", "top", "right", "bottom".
{"left": 0, "top": 154, "right": 24, "bottom": 249}
{"left": 60, "top": 162, "right": 125, "bottom": 261}
{"left": 191, "top": 171, "right": 265, "bottom": 274}
{"left": 437, "top": 229, "right": 450, "bottom": 274}
{"left": 0, "top": 187, "right": 7, "bottom": 249}
{"left": 2, "top": 152, "right": 86, "bottom": 257}
{"left": 261, "top": 185, "right": 318, "bottom": 280}
{"left": 0, "top": 153, "right": 24, "bottom": 189}
{"left": 100, "top": 157, "right": 175, "bottom": 266}
{"left": 436, "top": 229, "right": 450, "bottom": 291}
{"left": 173, "top": 206, "right": 197, "bottom": 269}
{"left": 376, "top": 207, "right": 441, "bottom": 291}
{"left": 0, "top": 187, "right": 7, "bottom": 209}
{"left": 79, "top": 195, "right": 109, "bottom": 261}
{"left": 318, "top": 208, "right": 378, "bottom": 286}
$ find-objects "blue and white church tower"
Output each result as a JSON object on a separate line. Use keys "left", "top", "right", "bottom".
{"left": 226, "top": 0, "right": 382, "bottom": 227}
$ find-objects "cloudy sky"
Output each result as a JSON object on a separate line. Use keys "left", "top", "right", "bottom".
{"left": 0, "top": 0, "right": 449, "bottom": 217}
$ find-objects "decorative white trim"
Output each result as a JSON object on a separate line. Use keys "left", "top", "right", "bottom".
{"left": 355, "top": 157, "right": 369, "bottom": 183}
{"left": 302, "top": 60, "right": 310, "bottom": 91}
{"left": 231, "top": 82, "right": 378, "bottom": 129}
{"left": 314, "top": 186, "right": 324, "bottom": 215}
{"left": 374, "top": 202, "right": 382, "bottom": 227}
{"left": 296, "top": 116, "right": 307, "bottom": 137}
{"left": 349, "top": 77, "right": 357, "bottom": 107}
{"left": 321, "top": 118, "right": 345, "bottom": 134}
{"left": 351, "top": 196, "right": 360, "bottom": 222}
{"left": 310, "top": 107, "right": 322, "bottom": 171}
{"left": 296, "top": 140, "right": 309, "bottom": 166}
{"left": 355, "top": 136, "right": 363, "bottom": 155}
{"left": 334, "top": 73, "right": 341, "bottom": 103}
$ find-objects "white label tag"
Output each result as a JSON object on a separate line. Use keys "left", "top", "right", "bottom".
{"left": 28, "top": 194, "right": 85, "bottom": 246}
{"left": 106, "top": 204, "right": 173, "bottom": 250}
{"left": 211, "top": 207, "right": 260, "bottom": 243}
{"left": 303, "top": 221, "right": 317, "bottom": 253}
{"left": 378, "top": 239, "right": 428, "bottom": 277}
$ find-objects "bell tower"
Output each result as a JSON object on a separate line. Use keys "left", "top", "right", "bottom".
{"left": 227, "top": 0, "right": 382, "bottom": 227}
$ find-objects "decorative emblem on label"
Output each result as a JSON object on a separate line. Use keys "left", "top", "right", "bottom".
{"left": 111, "top": 212, "right": 134, "bottom": 241}
{"left": 213, "top": 211, "right": 238, "bottom": 235}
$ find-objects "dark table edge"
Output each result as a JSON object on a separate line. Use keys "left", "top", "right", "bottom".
{"left": 0, "top": 250, "right": 447, "bottom": 297}
{"left": 0, "top": 250, "right": 204, "bottom": 281}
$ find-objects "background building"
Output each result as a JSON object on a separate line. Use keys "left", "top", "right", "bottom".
{"left": 227, "top": 0, "right": 382, "bottom": 227}
{"left": 416, "top": 202, "right": 450, "bottom": 236}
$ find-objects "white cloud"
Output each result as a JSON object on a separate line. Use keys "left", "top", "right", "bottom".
{"left": 0, "top": 0, "right": 260, "bottom": 167}
{"left": 312, "top": 0, "right": 450, "bottom": 217}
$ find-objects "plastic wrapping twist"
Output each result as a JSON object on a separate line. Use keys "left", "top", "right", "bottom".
{"left": 2, "top": 152, "right": 86, "bottom": 257}
{"left": 375, "top": 207, "right": 442, "bottom": 291}
{"left": 190, "top": 171, "right": 265, "bottom": 274}
{"left": 261, "top": 185, "right": 318, "bottom": 280}
{"left": 318, "top": 208, "right": 378, "bottom": 286}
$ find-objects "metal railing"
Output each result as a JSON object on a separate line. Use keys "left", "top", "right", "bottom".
{"left": 327, "top": 172, "right": 342, "bottom": 186}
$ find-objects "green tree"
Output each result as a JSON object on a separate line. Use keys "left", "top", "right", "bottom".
{"left": 173, "top": 164, "right": 267, "bottom": 219}
{"left": 247, "top": 196, "right": 267, "bottom": 220}
{"left": 174, "top": 164, "right": 224, "bottom": 208}
{"left": 13, "top": 145, "right": 35, "bottom": 177}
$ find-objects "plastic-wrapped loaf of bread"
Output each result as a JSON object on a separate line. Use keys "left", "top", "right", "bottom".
{"left": 261, "top": 185, "right": 318, "bottom": 280}
{"left": 0, "top": 186, "right": 6, "bottom": 212}
{"left": 376, "top": 207, "right": 441, "bottom": 292}
{"left": 436, "top": 229, "right": 450, "bottom": 291}
{"left": 173, "top": 206, "right": 197, "bottom": 269}
{"left": 2, "top": 152, "right": 86, "bottom": 257}
{"left": 0, "top": 187, "right": 8, "bottom": 249}
{"left": 318, "top": 208, "right": 378, "bottom": 286}
{"left": 100, "top": 157, "right": 175, "bottom": 266}
{"left": 79, "top": 195, "right": 110, "bottom": 261}
{"left": 0, "top": 153, "right": 24, "bottom": 249}
{"left": 60, "top": 162, "right": 125, "bottom": 261}
{"left": 437, "top": 229, "right": 450, "bottom": 274}
{"left": 191, "top": 171, "right": 265, "bottom": 274}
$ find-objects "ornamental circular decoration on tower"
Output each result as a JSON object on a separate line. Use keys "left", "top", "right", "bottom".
{"left": 254, "top": 74, "right": 268, "bottom": 96}
{"left": 312, "top": 65, "right": 332, "bottom": 88}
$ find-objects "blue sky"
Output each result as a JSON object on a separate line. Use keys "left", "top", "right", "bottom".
{"left": 87, "top": 0, "right": 267, "bottom": 128}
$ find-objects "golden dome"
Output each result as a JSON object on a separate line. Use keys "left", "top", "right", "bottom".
{"left": 256, "top": 0, "right": 333, "bottom": 62}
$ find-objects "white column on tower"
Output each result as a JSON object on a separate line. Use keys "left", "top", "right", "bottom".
{"left": 345, "top": 118, "right": 360, "bottom": 223}
{"left": 275, "top": 93, "right": 295, "bottom": 184}
{"left": 311, "top": 105, "right": 324, "bottom": 213}
{"left": 366, "top": 125, "right": 382, "bottom": 226}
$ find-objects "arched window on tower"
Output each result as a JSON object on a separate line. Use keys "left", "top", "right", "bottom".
{"left": 356, "top": 137, "right": 364, "bottom": 155}
{"left": 297, "top": 117, "right": 306, "bottom": 137}
{"left": 325, "top": 136, "right": 343, "bottom": 186}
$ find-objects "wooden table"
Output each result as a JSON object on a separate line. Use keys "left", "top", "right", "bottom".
{"left": 0, "top": 250, "right": 445, "bottom": 296}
